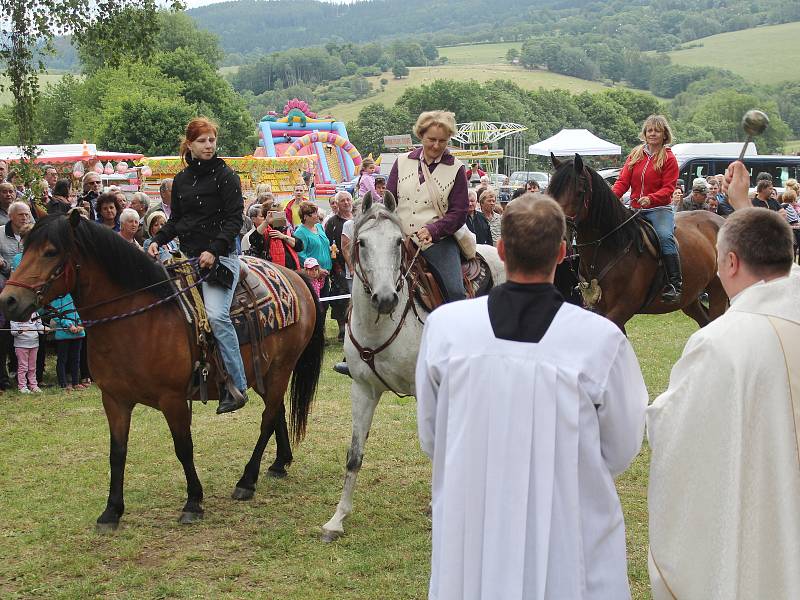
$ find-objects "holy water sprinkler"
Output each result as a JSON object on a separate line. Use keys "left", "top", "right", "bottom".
{"left": 738, "top": 110, "right": 769, "bottom": 161}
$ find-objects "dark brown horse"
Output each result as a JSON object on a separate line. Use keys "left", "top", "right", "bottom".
{"left": 548, "top": 154, "right": 727, "bottom": 331}
{"left": 0, "top": 212, "right": 324, "bottom": 530}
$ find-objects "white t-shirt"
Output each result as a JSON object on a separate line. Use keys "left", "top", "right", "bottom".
{"left": 341, "top": 219, "right": 354, "bottom": 280}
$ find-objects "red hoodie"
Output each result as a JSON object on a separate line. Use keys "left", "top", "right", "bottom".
{"left": 612, "top": 147, "right": 679, "bottom": 209}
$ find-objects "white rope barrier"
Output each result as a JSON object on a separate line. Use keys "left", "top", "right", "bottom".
{"left": 319, "top": 293, "right": 352, "bottom": 302}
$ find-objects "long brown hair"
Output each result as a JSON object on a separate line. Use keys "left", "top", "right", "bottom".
{"left": 179, "top": 117, "right": 219, "bottom": 165}
{"left": 626, "top": 114, "right": 674, "bottom": 172}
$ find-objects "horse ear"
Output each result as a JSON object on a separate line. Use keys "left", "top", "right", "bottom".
{"left": 550, "top": 153, "right": 562, "bottom": 169}
{"left": 383, "top": 190, "right": 396, "bottom": 212}
{"left": 361, "top": 190, "right": 373, "bottom": 213}
{"left": 68, "top": 209, "right": 81, "bottom": 229}
{"left": 573, "top": 153, "right": 584, "bottom": 174}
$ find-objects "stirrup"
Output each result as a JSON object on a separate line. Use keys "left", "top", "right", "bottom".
{"left": 661, "top": 284, "right": 681, "bottom": 303}
{"left": 217, "top": 387, "right": 247, "bottom": 414}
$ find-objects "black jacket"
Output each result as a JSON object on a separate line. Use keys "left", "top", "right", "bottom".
{"left": 466, "top": 211, "right": 493, "bottom": 245}
{"left": 46, "top": 197, "right": 72, "bottom": 216}
{"left": 152, "top": 154, "right": 243, "bottom": 258}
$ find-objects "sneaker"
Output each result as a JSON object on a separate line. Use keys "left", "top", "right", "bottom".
{"left": 30, "top": 386, "right": 42, "bottom": 393}
{"left": 74, "top": 383, "right": 89, "bottom": 390}
{"left": 19, "top": 387, "right": 30, "bottom": 394}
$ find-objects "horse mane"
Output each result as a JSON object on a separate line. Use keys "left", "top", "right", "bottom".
{"left": 548, "top": 159, "right": 638, "bottom": 251}
{"left": 25, "top": 214, "right": 173, "bottom": 299}
{"left": 352, "top": 202, "right": 402, "bottom": 241}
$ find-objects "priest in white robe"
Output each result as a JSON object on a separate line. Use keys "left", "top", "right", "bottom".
{"left": 647, "top": 206, "right": 800, "bottom": 600}
{"left": 416, "top": 194, "right": 648, "bottom": 600}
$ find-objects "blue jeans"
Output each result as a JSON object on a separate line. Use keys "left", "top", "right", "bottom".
{"left": 422, "top": 236, "right": 466, "bottom": 302}
{"left": 641, "top": 207, "right": 677, "bottom": 256}
{"left": 203, "top": 253, "right": 247, "bottom": 391}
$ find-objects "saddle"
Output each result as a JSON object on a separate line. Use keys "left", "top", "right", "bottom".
{"left": 402, "top": 238, "right": 494, "bottom": 313}
{"left": 165, "top": 254, "right": 300, "bottom": 401}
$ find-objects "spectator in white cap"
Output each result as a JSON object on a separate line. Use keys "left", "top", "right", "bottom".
{"left": 680, "top": 178, "right": 710, "bottom": 211}
{"left": 301, "top": 256, "right": 326, "bottom": 298}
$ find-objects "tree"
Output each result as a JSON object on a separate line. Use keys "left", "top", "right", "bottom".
{"left": 99, "top": 97, "right": 194, "bottom": 155}
{"left": 347, "top": 103, "right": 414, "bottom": 156}
{"left": 392, "top": 61, "right": 409, "bottom": 79}
{"left": 422, "top": 43, "right": 439, "bottom": 62}
{"left": 0, "top": 0, "right": 179, "bottom": 167}
{"left": 505, "top": 48, "right": 520, "bottom": 63}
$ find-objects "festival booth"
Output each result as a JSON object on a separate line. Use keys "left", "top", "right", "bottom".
{"left": 256, "top": 99, "right": 362, "bottom": 198}
{"left": 138, "top": 155, "right": 316, "bottom": 202}
{"left": 528, "top": 129, "right": 621, "bottom": 157}
{"left": 0, "top": 143, "right": 145, "bottom": 187}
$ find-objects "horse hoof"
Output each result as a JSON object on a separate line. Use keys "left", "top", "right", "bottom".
{"left": 95, "top": 521, "right": 119, "bottom": 534}
{"left": 320, "top": 528, "right": 343, "bottom": 543}
{"left": 231, "top": 486, "right": 255, "bottom": 501}
{"left": 178, "top": 511, "right": 204, "bottom": 524}
{"left": 266, "top": 468, "right": 288, "bottom": 479}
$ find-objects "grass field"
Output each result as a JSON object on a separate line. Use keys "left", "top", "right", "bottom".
{"left": 667, "top": 21, "right": 800, "bottom": 84}
{"left": 437, "top": 42, "right": 522, "bottom": 65}
{"left": 785, "top": 140, "right": 800, "bottom": 154}
{"left": 327, "top": 63, "right": 615, "bottom": 122}
{"left": 0, "top": 312, "right": 699, "bottom": 599}
{"left": 0, "top": 73, "right": 67, "bottom": 106}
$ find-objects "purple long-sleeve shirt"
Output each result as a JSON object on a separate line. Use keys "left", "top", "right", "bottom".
{"left": 387, "top": 147, "right": 468, "bottom": 242}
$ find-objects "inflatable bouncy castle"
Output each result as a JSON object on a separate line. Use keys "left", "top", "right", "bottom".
{"left": 256, "top": 99, "right": 362, "bottom": 198}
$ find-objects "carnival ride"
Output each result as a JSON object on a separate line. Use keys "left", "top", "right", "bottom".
{"left": 256, "top": 99, "right": 362, "bottom": 197}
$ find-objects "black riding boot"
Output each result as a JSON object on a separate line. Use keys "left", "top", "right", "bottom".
{"left": 217, "top": 384, "right": 248, "bottom": 414}
{"left": 661, "top": 254, "right": 683, "bottom": 303}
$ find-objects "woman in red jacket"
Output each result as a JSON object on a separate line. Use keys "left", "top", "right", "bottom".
{"left": 612, "top": 115, "right": 682, "bottom": 302}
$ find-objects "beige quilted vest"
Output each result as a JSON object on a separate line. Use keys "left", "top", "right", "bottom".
{"left": 395, "top": 154, "right": 463, "bottom": 238}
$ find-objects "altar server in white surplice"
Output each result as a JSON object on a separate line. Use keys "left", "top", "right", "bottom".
{"left": 416, "top": 193, "right": 648, "bottom": 600}
{"left": 648, "top": 206, "right": 800, "bottom": 600}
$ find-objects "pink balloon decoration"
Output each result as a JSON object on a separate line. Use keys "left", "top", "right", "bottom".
{"left": 93, "top": 162, "right": 103, "bottom": 174}
{"left": 116, "top": 161, "right": 128, "bottom": 174}
{"left": 140, "top": 165, "right": 153, "bottom": 178}
{"left": 104, "top": 162, "right": 114, "bottom": 175}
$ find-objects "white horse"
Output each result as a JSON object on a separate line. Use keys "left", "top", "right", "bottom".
{"left": 321, "top": 193, "right": 505, "bottom": 541}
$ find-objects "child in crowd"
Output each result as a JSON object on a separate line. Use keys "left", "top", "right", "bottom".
{"left": 10, "top": 312, "right": 45, "bottom": 393}
{"left": 49, "top": 293, "right": 86, "bottom": 392}
{"left": 301, "top": 257, "right": 327, "bottom": 298}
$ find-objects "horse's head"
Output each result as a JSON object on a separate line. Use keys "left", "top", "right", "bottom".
{"left": 0, "top": 211, "right": 81, "bottom": 322}
{"left": 548, "top": 153, "right": 592, "bottom": 222}
{"left": 351, "top": 191, "right": 403, "bottom": 315}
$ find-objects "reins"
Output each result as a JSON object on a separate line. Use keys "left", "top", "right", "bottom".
{"left": 566, "top": 166, "right": 642, "bottom": 288}
{"left": 7, "top": 253, "right": 209, "bottom": 329}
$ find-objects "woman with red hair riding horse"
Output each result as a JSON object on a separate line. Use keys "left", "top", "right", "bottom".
{"left": 148, "top": 117, "right": 248, "bottom": 414}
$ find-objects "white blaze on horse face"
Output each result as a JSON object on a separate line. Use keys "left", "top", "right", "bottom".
{"left": 357, "top": 217, "right": 403, "bottom": 311}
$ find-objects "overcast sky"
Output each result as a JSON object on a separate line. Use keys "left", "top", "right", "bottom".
{"left": 182, "top": 0, "right": 352, "bottom": 7}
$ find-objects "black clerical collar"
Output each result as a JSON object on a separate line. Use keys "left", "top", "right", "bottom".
{"left": 488, "top": 281, "right": 564, "bottom": 343}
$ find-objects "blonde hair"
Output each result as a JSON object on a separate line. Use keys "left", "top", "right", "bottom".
{"left": 786, "top": 178, "right": 799, "bottom": 194}
{"left": 782, "top": 188, "right": 797, "bottom": 204}
{"left": 255, "top": 183, "right": 272, "bottom": 196}
{"left": 413, "top": 110, "right": 457, "bottom": 139}
{"left": 626, "top": 115, "right": 674, "bottom": 172}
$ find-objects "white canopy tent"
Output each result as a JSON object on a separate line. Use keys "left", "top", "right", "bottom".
{"left": 528, "top": 129, "right": 621, "bottom": 156}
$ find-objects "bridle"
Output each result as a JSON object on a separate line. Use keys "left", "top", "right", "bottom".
{"left": 562, "top": 165, "right": 640, "bottom": 303}
{"left": 347, "top": 230, "right": 423, "bottom": 397}
{"left": 5, "top": 254, "right": 79, "bottom": 308}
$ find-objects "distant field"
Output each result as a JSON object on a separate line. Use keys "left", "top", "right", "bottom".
{"left": 785, "top": 140, "right": 800, "bottom": 154}
{"left": 0, "top": 73, "right": 67, "bottom": 105}
{"left": 437, "top": 42, "right": 521, "bottom": 65}
{"left": 668, "top": 21, "right": 800, "bottom": 83}
{"left": 327, "top": 63, "right": 617, "bottom": 122}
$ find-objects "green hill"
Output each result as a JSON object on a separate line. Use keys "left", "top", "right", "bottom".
{"left": 668, "top": 21, "right": 800, "bottom": 84}
{"left": 326, "top": 62, "right": 627, "bottom": 122}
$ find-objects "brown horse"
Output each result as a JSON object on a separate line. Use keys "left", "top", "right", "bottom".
{"left": 548, "top": 154, "right": 727, "bottom": 331}
{"left": 0, "top": 212, "right": 324, "bottom": 530}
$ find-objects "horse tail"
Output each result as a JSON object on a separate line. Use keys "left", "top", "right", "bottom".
{"left": 288, "top": 274, "right": 325, "bottom": 443}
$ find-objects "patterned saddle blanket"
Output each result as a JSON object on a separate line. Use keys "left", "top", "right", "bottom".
{"left": 167, "top": 255, "right": 300, "bottom": 346}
